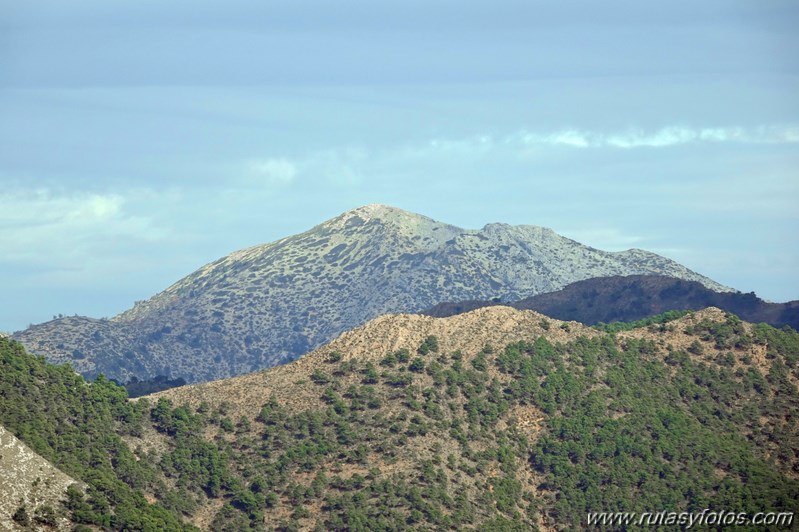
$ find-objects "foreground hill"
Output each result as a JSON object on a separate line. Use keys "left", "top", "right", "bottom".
{"left": 2, "top": 307, "right": 798, "bottom": 529}
{"left": 424, "top": 274, "right": 799, "bottom": 329}
{"left": 146, "top": 306, "right": 596, "bottom": 420}
{"left": 14, "top": 205, "right": 730, "bottom": 384}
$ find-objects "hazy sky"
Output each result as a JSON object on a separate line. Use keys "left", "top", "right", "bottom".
{"left": 1, "top": 1, "right": 797, "bottom": 332}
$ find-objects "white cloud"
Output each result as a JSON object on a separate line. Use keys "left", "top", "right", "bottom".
{"left": 0, "top": 188, "right": 165, "bottom": 269}
{"left": 605, "top": 127, "right": 699, "bottom": 148}
{"left": 246, "top": 158, "right": 297, "bottom": 186}
{"left": 515, "top": 130, "right": 592, "bottom": 148}
{"left": 305, "top": 147, "right": 368, "bottom": 187}
{"left": 231, "top": 124, "right": 798, "bottom": 191}
{"left": 512, "top": 124, "right": 799, "bottom": 150}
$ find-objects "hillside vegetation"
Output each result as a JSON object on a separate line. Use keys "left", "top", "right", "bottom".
{"left": 0, "top": 338, "right": 194, "bottom": 530}
{"left": 2, "top": 307, "right": 798, "bottom": 530}
{"left": 13, "top": 205, "right": 730, "bottom": 384}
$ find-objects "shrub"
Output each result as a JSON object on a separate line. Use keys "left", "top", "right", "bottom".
{"left": 409, "top": 358, "right": 425, "bottom": 373}
{"left": 12, "top": 505, "right": 30, "bottom": 526}
{"left": 418, "top": 336, "right": 440, "bottom": 355}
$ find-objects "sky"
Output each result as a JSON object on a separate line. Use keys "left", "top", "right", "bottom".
{"left": 1, "top": 0, "right": 797, "bottom": 332}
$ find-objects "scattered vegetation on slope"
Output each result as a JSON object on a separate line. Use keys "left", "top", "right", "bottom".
{"left": 2, "top": 308, "right": 798, "bottom": 530}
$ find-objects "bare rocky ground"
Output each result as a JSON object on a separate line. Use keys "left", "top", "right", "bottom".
{"left": 0, "top": 425, "right": 81, "bottom": 531}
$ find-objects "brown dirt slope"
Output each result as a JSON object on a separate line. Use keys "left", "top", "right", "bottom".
{"left": 148, "top": 306, "right": 595, "bottom": 421}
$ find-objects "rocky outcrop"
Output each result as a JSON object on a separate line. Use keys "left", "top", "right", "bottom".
{"left": 0, "top": 425, "right": 79, "bottom": 531}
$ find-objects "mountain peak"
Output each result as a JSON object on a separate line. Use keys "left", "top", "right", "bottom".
{"left": 332, "top": 204, "right": 428, "bottom": 223}
{"left": 349, "top": 203, "right": 405, "bottom": 217}
{"left": 321, "top": 205, "right": 461, "bottom": 240}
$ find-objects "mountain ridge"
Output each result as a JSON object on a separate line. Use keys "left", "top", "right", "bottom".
{"left": 139, "top": 305, "right": 799, "bottom": 529}
{"left": 145, "top": 305, "right": 596, "bottom": 420}
{"left": 423, "top": 274, "right": 799, "bottom": 329}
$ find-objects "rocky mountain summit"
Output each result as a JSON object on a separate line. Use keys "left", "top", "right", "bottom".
{"left": 14, "top": 204, "right": 730, "bottom": 383}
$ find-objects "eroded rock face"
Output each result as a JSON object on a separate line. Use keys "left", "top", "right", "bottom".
{"left": 14, "top": 205, "right": 729, "bottom": 384}
{"left": 0, "top": 425, "right": 79, "bottom": 531}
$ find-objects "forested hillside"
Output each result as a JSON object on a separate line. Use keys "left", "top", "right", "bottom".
{"left": 2, "top": 308, "right": 798, "bottom": 530}
{"left": 0, "top": 338, "right": 194, "bottom": 530}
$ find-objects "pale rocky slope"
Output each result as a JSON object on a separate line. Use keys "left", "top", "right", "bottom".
{"left": 15, "top": 205, "right": 730, "bottom": 384}
{"left": 0, "top": 425, "right": 80, "bottom": 531}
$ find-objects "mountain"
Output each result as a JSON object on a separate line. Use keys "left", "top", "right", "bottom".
{"left": 13, "top": 205, "right": 731, "bottom": 384}
{"left": 4, "top": 307, "right": 797, "bottom": 530}
{"left": 135, "top": 306, "right": 799, "bottom": 529}
{"left": 424, "top": 274, "right": 799, "bottom": 329}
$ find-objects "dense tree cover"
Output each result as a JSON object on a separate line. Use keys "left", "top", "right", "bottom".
{"left": 117, "top": 375, "right": 188, "bottom": 398}
{"left": 520, "top": 336, "right": 799, "bottom": 527}
{"left": 2, "top": 312, "right": 799, "bottom": 530}
{"left": 593, "top": 309, "right": 692, "bottom": 333}
{"left": 0, "top": 337, "right": 194, "bottom": 530}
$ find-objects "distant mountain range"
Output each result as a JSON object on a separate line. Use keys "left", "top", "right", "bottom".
{"left": 13, "top": 204, "right": 732, "bottom": 384}
{"left": 424, "top": 274, "right": 799, "bottom": 329}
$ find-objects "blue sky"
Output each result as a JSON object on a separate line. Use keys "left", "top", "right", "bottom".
{"left": 1, "top": 0, "right": 797, "bottom": 332}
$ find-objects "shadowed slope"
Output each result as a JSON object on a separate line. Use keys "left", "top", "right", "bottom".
{"left": 425, "top": 274, "right": 798, "bottom": 329}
